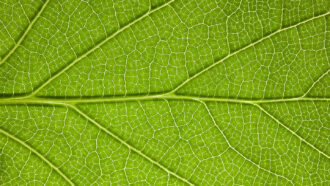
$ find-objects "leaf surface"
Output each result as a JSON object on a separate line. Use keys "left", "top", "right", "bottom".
{"left": 0, "top": 0, "right": 329, "bottom": 185}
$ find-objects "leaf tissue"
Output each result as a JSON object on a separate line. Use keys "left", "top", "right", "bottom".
{"left": 0, "top": 0, "right": 329, "bottom": 185}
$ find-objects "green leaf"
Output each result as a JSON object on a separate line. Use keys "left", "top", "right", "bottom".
{"left": 0, "top": 0, "right": 329, "bottom": 185}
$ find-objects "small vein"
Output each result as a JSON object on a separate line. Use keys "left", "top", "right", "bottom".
{"left": 0, "top": 128, "right": 75, "bottom": 186}
{"left": 199, "top": 101, "right": 294, "bottom": 184}
{"left": 169, "top": 11, "right": 330, "bottom": 93}
{"left": 0, "top": 0, "right": 50, "bottom": 66}
{"left": 301, "top": 69, "right": 329, "bottom": 97}
{"left": 254, "top": 104, "right": 329, "bottom": 159}
{"left": 67, "top": 104, "right": 194, "bottom": 186}
{"left": 29, "top": 0, "right": 175, "bottom": 96}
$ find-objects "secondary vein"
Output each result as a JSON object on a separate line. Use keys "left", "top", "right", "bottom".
{"left": 0, "top": 0, "right": 50, "bottom": 66}
{"left": 169, "top": 11, "right": 330, "bottom": 93}
{"left": 301, "top": 69, "right": 329, "bottom": 97}
{"left": 254, "top": 104, "right": 330, "bottom": 159}
{"left": 29, "top": 0, "right": 175, "bottom": 97}
{"left": 0, "top": 128, "right": 75, "bottom": 186}
{"left": 200, "top": 101, "right": 293, "bottom": 183}
{"left": 68, "top": 104, "right": 194, "bottom": 186}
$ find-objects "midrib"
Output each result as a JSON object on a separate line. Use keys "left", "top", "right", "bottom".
{"left": 0, "top": 93, "right": 328, "bottom": 105}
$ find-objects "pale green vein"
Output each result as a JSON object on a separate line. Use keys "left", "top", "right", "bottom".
{"left": 254, "top": 104, "right": 329, "bottom": 159}
{"left": 199, "top": 101, "right": 293, "bottom": 184}
{"left": 0, "top": 94, "right": 328, "bottom": 105}
{"left": 67, "top": 104, "right": 194, "bottom": 186}
{"left": 301, "top": 69, "right": 329, "bottom": 97}
{"left": 29, "top": 0, "right": 175, "bottom": 96}
{"left": 169, "top": 11, "right": 330, "bottom": 93}
{"left": 0, "top": 128, "right": 75, "bottom": 186}
{"left": 0, "top": 0, "right": 50, "bottom": 66}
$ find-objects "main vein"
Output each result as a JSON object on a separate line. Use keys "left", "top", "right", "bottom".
{"left": 0, "top": 128, "right": 75, "bottom": 185}
{"left": 0, "top": 94, "right": 328, "bottom": 105}
{"left": 0, "top": 0, "right": 50, "bottom": 66}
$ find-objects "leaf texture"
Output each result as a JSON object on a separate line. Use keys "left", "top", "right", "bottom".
{"left": 0, "top": 0, "right": 329, "bottom": 185}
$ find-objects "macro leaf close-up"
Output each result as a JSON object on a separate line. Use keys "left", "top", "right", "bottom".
{"left": 0, "top": 0, "right": 329, "bottom": 185}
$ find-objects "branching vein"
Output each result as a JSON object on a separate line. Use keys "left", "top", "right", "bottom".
{"left": 0, "top": 128, "right": 75, "bottom": 186}
{"left": 29, "top": 0, "right": 175, "bottom": 96}
{"left": 301, "top": 69, "right": 329, "bottom": 97}
{"left": 169, "top": 11, "right": 330, "bottom": 93}
{"left": 200, "top": 101, "right": 293, "bottom": 184}
{"left": 0, "top": 0, "right": 50, "bottom": 66}
{"left": 67, "top": 104, "right": 194, "bottom": 186}
{"left": 254, "top": 104, "right": 329, "bottom": 159}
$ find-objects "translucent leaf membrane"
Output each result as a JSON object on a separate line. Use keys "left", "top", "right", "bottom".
{"left": 0, "top": 0, "right": 329, "bottom": 185}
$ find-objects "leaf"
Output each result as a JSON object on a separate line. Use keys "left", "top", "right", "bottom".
{"left": 0, "top": 0, "right": 329, "bottom": 185}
